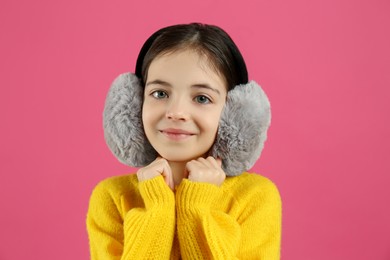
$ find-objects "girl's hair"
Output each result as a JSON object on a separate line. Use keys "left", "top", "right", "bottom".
{"left": 135, "top": 23, "right": 248, "bottom": 91}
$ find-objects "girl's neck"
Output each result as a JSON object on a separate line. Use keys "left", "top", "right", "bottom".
{"left": 168, "top": 161, "right": 188, "bottom": 187}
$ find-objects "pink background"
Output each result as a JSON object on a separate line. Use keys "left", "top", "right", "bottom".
{"left": 1, "top": 0, "right": 389, "bottom": 259}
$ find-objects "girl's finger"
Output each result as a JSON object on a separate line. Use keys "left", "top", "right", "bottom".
{"left": 216, "top": 157, "right": 222, "bottom": 167}
{"left": 205, "top": 156, "right": 222, "bottom": 169}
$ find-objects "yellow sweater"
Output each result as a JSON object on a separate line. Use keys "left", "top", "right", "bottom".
{"left": 86, "top": 172, "right": 282, "bottom": 259}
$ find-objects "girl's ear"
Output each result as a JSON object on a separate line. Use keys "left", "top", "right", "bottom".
{"left": 210, "top": 81, "right": 271, "bottom": 176}
{"left": 103, "top": 73, "right": 271, "bottom": 176}
{"left": 103, "top": 73, "right": 157, "bottom": 167}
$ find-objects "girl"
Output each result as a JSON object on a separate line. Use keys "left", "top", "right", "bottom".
{"left": 87, "top": 23, "right": 281, "bottom": 259}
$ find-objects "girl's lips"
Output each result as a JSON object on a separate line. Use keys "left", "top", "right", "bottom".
{"left": 160, "top": 128, "right": 195, "bottom": 140}
{"left": 161, "top": 128, "right": 194, "bottom": 135}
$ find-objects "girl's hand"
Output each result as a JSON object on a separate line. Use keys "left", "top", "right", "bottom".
{"left": 185, "top": 157, "right": 226, "bottom": 186}
{"left": 137, "top": 157, "right": 174, "bottom": 190}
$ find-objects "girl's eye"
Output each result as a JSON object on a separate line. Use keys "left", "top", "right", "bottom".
{"left": 195, "top": 95, "right": 211, "bottom": 104}
{"left": 151, "top": 90, "right": 168, "bottom": 99}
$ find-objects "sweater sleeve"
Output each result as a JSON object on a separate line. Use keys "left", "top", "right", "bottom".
{"left": 175, "top": 176, "right": 282, "bottom": 259}
{"left": 236, "top": 176, "right": 282, "bottom": 259}
{"left": 175, "top": 179, "right": 241, "bottom": 259}
{"left": 86, "top": 175, "right": 176, "bottom": 260}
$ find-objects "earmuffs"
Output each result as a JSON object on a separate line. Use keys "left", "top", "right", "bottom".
{"left": 103, "top": 72, "right": 271, "bottom": 176}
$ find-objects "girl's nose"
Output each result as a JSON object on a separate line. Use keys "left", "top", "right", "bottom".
{"left": 166, "top": 111, "right": 189, "bottom": 121}
{"left": 165, "top": 99, "right": 190, "bottom": 121}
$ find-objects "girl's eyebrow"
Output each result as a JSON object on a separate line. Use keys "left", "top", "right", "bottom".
{"left": 146, "top": 79, "right": 220, "bottom": 95}
{"left": 191, "top": 84, "right": 220, "bottom": 95}
{"left": 146, "top": 79, "right": 171, "bottom": 87}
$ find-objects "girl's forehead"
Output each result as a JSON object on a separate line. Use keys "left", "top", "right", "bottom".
{"left": 152, "top": 49, "right": 208, "bottom": 67}
{"left": 147, "top": 49, "right": 227, "bottom": 90}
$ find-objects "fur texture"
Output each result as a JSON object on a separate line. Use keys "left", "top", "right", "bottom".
{"left": 103, "top": 73, "right": 271, "bottom": 176}
{"left": 103, "top": 73, "right": 157, "bottom": 167}
{"left": 210, "top": 81, "right": 271, "bottom": 176}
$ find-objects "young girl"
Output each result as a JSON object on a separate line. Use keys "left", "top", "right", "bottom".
{"left": 87, "top": 23, "right": 281, "bottom": 259}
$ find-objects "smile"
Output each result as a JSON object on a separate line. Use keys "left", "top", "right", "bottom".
{"left": 159, "top": 128, "right": 195, "bottom": 141}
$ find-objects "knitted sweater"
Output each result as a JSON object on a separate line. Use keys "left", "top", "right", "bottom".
{"left": 86, "top": 172, "right": 282, "bottom": 259}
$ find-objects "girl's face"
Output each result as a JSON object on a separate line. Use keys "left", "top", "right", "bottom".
{"left": 142, "top": 49, "right": 227, "bottom": 162}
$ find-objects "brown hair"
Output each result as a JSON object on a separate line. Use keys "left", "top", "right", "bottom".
{"left": 135, "top": 23, "right": 248, "bottom": 91}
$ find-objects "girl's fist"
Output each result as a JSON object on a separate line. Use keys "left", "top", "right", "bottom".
{"left": 137, "top": 157, "right": 174, "bottom": 190}
{"left": 186, "top": 157, "right": 226, "bottom": 186}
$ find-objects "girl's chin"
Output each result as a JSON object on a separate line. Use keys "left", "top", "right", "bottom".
{"left": 157, "top": 152, "right": 209, "bottom": 163}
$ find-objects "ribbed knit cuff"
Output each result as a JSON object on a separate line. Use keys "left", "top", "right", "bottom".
{"left": 176, "top": 179, "right": 221, "bottom": 216}
{"left": 138, "top": 175, "right": 175, "bottom": 209}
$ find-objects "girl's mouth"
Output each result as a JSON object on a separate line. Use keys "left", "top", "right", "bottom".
{"left": 160, "top": 128, "right": 195, "bottom": 140}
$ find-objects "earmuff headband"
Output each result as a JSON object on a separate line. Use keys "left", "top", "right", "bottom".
{"left": 103, "top": 73, "right": 271, "bottom": 176}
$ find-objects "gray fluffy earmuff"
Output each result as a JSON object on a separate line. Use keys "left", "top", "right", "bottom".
{"left": 103, "top": 73, "right": 271, "bottom": 176}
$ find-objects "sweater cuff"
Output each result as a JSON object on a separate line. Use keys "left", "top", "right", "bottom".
{"left": 176, "top": 179, "right": 221, "bottom": 215}
{"left": 138, "top": 175, "right": 174, "bottom": 209}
